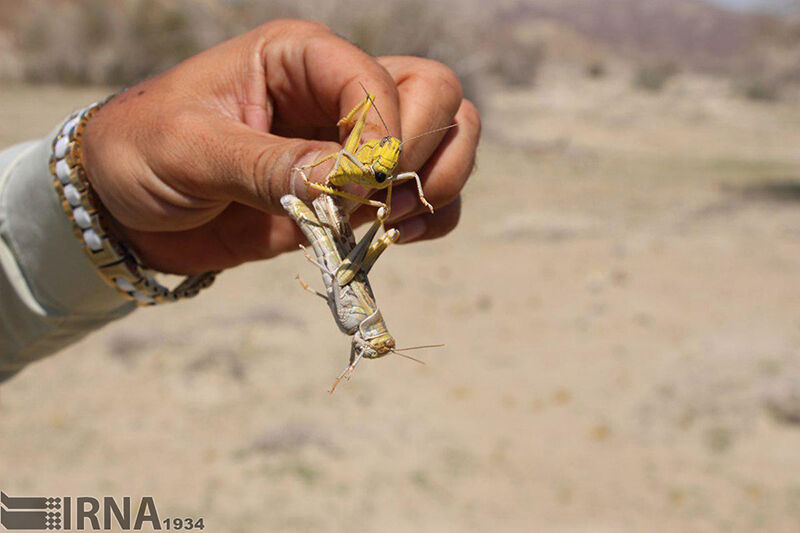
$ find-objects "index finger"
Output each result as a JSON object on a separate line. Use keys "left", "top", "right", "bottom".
{"left": 260, "top": 21, "right": 401, "bottom": 143}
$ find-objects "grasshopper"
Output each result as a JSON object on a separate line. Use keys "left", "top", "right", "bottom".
{"left": 281, "top": 193, "right": 438, "bottom": 393}
{"left": 293, "top": 85, "right": 456, "bottom": 221}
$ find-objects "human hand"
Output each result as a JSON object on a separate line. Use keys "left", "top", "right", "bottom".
{"left": 82, "top": 19, "right": 481, "bottom": 274}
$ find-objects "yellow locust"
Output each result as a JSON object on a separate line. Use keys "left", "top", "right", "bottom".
{"left": 293, "top": 85, "right": 456, "bottom": 221}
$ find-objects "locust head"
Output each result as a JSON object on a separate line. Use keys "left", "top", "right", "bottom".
{"left": 355, "top": 83, "right": 456, "bottom": 191}
{"left": 362, "top": 331, "right": 436, "bottom": 364}
{"left": 360, "top": 136, "right": 401, "bottom": 189}
{"left": 364, "top": 332, "right": 395, "bottom": 359}
{"left": 330, "top": 333, "right": 440, "bottom": 393}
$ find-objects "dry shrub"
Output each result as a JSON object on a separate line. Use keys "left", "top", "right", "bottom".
{"left": 739, "top": 77, "right": 782, "bottom": 102}
{"left": 488, "top": 40, "right": 547, "bottom": 87}
{"left": 633, "top": 60, "right": 679, "bottom": 92}
{"left": 586, "top": 60, "right": 607, "bottom": 79}
{"left": 17, "top": 0, "right": 233, "bottom": 85}
{"left": 240, "top": 0, "right": 491, "bottom": 104}
{"left": 11, "top": 0, "right": 524, "bottom": 107}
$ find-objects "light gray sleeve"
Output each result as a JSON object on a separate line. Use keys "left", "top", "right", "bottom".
{"left": 0, "top": 125, "right": 136, "bottom": 383}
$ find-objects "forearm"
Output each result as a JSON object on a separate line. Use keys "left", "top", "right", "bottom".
{"left": 0, "top": 123, "right": 135, "bottom": 383}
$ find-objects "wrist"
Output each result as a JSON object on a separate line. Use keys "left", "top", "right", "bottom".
{"left": 49, "top": 100, "right": 219, "bottom": 306}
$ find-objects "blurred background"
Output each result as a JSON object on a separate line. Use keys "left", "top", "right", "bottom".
{"left": 1, "top": 0, "right": 800, "bottom": 531}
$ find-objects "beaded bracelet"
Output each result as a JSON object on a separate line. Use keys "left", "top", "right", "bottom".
{"left": 49, "top": 99, "right": 219, "bottom": 306}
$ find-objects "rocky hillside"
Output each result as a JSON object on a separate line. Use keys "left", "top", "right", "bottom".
{"left": 494, "top": 0, "right": 772, "bottom": 72}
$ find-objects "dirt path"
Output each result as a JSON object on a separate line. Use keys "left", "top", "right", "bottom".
{"left": 1, "top": 79, "right": 799, "bottom": 532}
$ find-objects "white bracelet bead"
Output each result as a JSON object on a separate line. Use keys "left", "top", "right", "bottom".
{"left": 62, "top": 116, "right": 80, "bottom": 136}
{"left": 82, "top": 228, "right": 103, "bottom": 252}
{"left": 55, "top": 159, "right": 72, "bottom": 184}
{"left": 132, "top": 291, "right": 156, "bottom": 305}
{"left": 73, "top": 206, "right": 92, "bottom": 229}
{"left": 54, "top": 135, "right": 70, "bottom": 158}
{"left": 63, "top": 184, "right": 81, "bottom": 206}
{"left": 114, "top": 277, "right": 136, "bottom": 292}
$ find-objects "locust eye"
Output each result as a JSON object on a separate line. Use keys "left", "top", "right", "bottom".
{"left": 374, "top": 171, "right": 387, "bottom": 183}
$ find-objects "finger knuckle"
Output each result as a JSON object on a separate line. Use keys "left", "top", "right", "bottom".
{"left": 293, "top": 19, "right": 331, "bottom": 34}
{"left": 400, "top": 58, "right": 463, "bottom": 110}
{"left": 247, "top": 144, "right": 281, "bottom": 204}
{"left": 382, "top": 69, "right": 402, "bottom": 101}
{"left": 425, "top": 61, "right": 463, "bottom": 111}
{"left": 351, "top": 62, "right": 399, "bottom": 101}
{"left": 459, "top": 99, "right": 482, "bottom": 139}
{"left": 262, "top": 18, "right": 330, "bottom": 36}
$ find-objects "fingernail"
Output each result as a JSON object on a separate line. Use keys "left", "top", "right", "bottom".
{"left": 288, "top": 151, "right": 326, "bottom": 197}
{"left": 386, "top": 188, "right": 417, "bottom": 223}
{"left": 293, "top": 151, "right": 327, "bottom": 175}
{"left": 395, "top": 216, "right": 427, "bottom": 244}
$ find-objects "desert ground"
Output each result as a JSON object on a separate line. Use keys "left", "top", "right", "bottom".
{"left": 1, "top": 69, "right": 800, "bottom": 532}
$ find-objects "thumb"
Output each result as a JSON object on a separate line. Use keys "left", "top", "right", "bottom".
{"left": 192, "top": 119, "right": 341, "bottom": 213}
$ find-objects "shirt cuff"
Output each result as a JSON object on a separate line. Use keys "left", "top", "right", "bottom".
{"left": 0, "top": 124, "right": 135, "bottom": 315}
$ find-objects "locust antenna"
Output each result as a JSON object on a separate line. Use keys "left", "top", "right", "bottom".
{"left": 390, "top": 349, "right": 426, "bottom": 365}
{"left": 394, "top": 344, "right": 445, "bottom": 351}
{"left": 400, "top": 124, "right": 458, "bottom": 147}
{"left": 359, "top": 81, "right": 391, "bottom": 137}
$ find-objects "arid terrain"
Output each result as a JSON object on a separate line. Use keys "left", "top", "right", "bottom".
{"left": 2, "top": 63, "right": 800, "bottom": 532}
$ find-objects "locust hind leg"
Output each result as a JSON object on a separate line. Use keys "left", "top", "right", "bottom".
{"left": 337, "top": 94, "right": 373, "bottom": 127}
{"left": 338, "top": 93, "right": 375, "bottom": 154}
{"left": 360, "top": 229, "right": 400, "bottom": 276}
{"left": 335, "top": 206, "right": 388, "bottom": 286}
